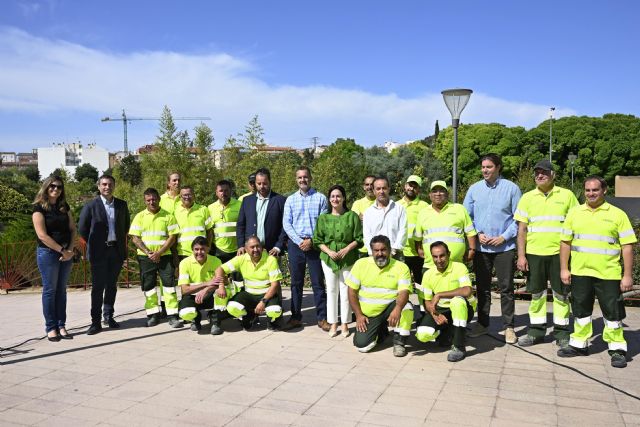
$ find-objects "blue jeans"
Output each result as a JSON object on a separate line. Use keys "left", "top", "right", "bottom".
{"left": 37, "top": 246, "right": 72, "bottom": 333}
{"left": 288, "top": 242, "right": 326, "bottom": 321}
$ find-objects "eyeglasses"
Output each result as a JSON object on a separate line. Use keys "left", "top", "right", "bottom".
{"left": 49, "top": 184, "right": 63, "bottom": 190}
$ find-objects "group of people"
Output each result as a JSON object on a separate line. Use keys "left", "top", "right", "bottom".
{"left": 32, "top": 153, "right": 636, "bottom": 368}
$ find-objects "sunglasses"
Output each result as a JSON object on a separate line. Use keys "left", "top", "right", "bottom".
{"left": 49, "top": 184, "right": 63, "bottom": 190}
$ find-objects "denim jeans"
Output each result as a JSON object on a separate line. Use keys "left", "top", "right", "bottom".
{"left": 288, "top": 242, "right": 326, "bottom": 321}
{"left": 37, "top": 246, "right": 73, "bottom": 333}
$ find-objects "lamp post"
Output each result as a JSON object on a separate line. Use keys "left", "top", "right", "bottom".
{"left": 442, "top": 88, "right": 473, "bottom": 202}
{"left": 568, "top": 152, "right": 577, "bottom": 188}
{"left": 549, "top": 107, "right": 555, "bottom": 162}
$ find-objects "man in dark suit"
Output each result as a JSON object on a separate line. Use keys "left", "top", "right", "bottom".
{"left": 78, "top": 174, "right": 130, "bottom": 335}
{"left": 236, "top": 168, "right": 287, "bottom": 256}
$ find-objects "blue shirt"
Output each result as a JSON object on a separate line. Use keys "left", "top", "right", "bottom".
{"left": 283, "top": 188, "right": 328, "bottom": 245}
{"left": 463, "top": 177, "right": 521, "bottom": 253}
{"left": 255, "top": 192, "right": 270, "bottom": 245}
{"left": 100, "top": 195, "right": 117, "bottom": 242}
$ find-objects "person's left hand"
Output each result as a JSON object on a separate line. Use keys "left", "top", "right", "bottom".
{"left": 194, "top": 288, "right": 210, "bottom": 304}
{"left": 387, "top": 307, "right": 402, "bottom": 328}
{"left": 255, "top": 301, "right": 266, "bottom": 315}
{"left": 486, "top": 236, "right": 505, "bottom": 246}
{"left": 621, "top": 276, "right": 633, "bottom": 293}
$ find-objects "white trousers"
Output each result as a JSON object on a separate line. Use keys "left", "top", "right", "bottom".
{"left": 321, "top": 261, "right": 352, "bottom": 325}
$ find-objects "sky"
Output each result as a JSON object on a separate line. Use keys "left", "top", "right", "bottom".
{"left": 0, "top": 0, "right": 638, "bottom": 153}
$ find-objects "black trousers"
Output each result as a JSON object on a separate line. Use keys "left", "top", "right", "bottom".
{"left": 404, "top": 256, "right": 425, "bottom": 286}
{"left": 90, "top": 246, "right": 124, "bottom": 323}
{"left": 474, "top": 250, "right": 515, "bottom": 328}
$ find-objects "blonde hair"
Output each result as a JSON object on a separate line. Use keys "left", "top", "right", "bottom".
{"left": 33, "top": 175, "right": 69, "bottom": 213}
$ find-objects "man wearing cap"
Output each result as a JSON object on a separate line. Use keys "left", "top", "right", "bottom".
{"left": 557, "top": 175, "right": 636, "bottom": 368}
{"left": 463, "top": 153, "right": 521, "bottom": 344}
{"left": 363, "top": 177, "right": 407, "bottom": 257}
{"left": 414, "top": 181, "right": 477, "bottom": 299}
{"left": 238, "top": 173, "right": 257, "bottom": 202}
{"left": 352, "top": 175, "right": 377, "bottom": 258}
{"left": 398, "top": 175, "right": 430, "bottom": 315}
{"left": 515, "top": 159, "right": 578, "bottom": 347}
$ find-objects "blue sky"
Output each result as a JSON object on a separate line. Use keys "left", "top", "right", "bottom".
{"left": 0, "top": 0, "right": 638, "bottom": 153}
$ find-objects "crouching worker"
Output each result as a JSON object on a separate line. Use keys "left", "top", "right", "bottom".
{"left": 346, "top": 235, "right": 413, "bottom": 357}
{"left": 177, "top": 236, "right": 227, "bottom": 334}
{"left": 215, "top": 236, "right": 284, "bottom": 331}
{"left": 416, "top": 241, "right": 476, "bottom": 362}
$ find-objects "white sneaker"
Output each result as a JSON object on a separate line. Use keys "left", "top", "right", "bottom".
{"left": 468, "top": 323, "right": 488, "bottom": 338}
{"left": 504, "top": 327, "right": 517, "bottom": 344}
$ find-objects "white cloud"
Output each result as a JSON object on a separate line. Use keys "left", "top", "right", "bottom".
{"left": 0, "top": 27, "right": 576, "bottom": 150}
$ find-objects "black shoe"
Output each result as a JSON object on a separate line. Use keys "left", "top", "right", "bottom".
{"left": 147, "top": 315, "right": 160, "bottom": 327}
{"left": 241, "top": 315, "right": 255, "bottom": 331}
{"left": 267, "top": 318, "right": 282, "bottom": 331}
{"left": 47, "top": 333, "right": 61, "bottom": 342}
{"left": 190, "top": 320, "right": 201, "bottom": 331}
{"left": 557, "top": 345, "right": 588, "bottom": 358}
{"left": 610, "top": 352, "right": 628, "bottom": 368}
{"left": 103, "top": 318, "right": 120, "bottom": 328}
{"left": 59, "top": 333, "right": 73, "bottom": 340}
{"left": 87, "top": 323, "right": 102, "bottom": 335}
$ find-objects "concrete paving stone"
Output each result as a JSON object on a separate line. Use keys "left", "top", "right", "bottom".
{"left": 197, "top": 366, "right": 243, "bottom": 384}
{"left": 306, "top": 360, "right": 354, "bottom": 373}
{"left": 501, "top": 367, "right": 554, "bottom": 379}
{"left": 40, "top": 369, "right": 90, "bottom": 383}
{"left": 497, "top": 388, "right": 555, "bottom": 404}
{"left": 452, "top": 359, "right": 504, "bottom": 374}
{"left": 498, "top": 381, "right": 555, "bottom": 397}
{"left": 231, "top": 373, "right": 287, "bottom": 389}
{"left": 80, "top": 395, "right": 138, "bottom": 412}
{"left": 445, "top": 373, "right": 500, "bottom": 388}
{"left": 247, "top": 364, "right": 299, "bottom": 381}
{"left": 235, "top": 406, "right": 301, "bottom": 425}
{"left": 374, "top": 392, "right": 432, "bottom": 408}
{"left": 426, "top": 409, "right": 492, "bottom": 427}
{"left": 296, "top": 366, "right": 349, "bottom": 380}
{"left": 556, "top": 394, "right": 621, "bottom": 411}
{"left": 332, "top": 379, "right": 389, "bottom": 394}
{"left": 305, "top": 403, "right": 366, "bottom": 421}
{"left": 494, "top": 398, "right": 557, "bottom": 425}
{"left": 124, "top": 401, "right": 186, "bottom": 418}
{"left": 390, "top": 375, "right": 446, "bottom": 390}
{"left": 217, "top": 382, "right": 274, "bottom": 397}
{"left": 38, "top": 389, "right": 90, "bottom": 405}
{"left": 368, "top": 400, "right": 432, "bottom": 419}
{"left": 499, "top": 373, "right": 556, "bottom": 388}
{"left": 615, "top": 394, "right": 640, "bottom": 414}
{"left": 440, "top": 383, "right": 499, "bottom": 398}
{"left": 58, "top": 404, "right": 120, "bottom": 423}
{"left": 622, "top": 413, "right": 640, "bottom": 424}
{"left": 437, "top": 390, "right": 497, "bottom": 407}
{"left": 359, "top": 411, "right": 425, "bottom": 426}
{"left": 253, "top": 396, "right": 310, "bottom": 414}
{"left": 19, "top": 376, "right": 71, "bottom": 391}
{"left": 101, "top": 380, "right": 166, "bottom": 401}
{"left": 186, "top": 400, "right": 247, "bottom": 418}
{"left": 284, "top": 373, "right": 339, "bottom": 388}
{"left": 292, "top": 414, "right": 358, "bottom": 427}
{"left": 13, "top": 397, "right": 75, "bottom": 415}
{"left": 384, "top": 385, "right": 441, "bottom": 400}
{"left": 2, "top": 383, "right": 51, "bottom": 399}
{"left": 269, "top": 381, "right": 330, "bottom": 404}
{"left": 556, "top": 406, "right": 625, "bottom": 425}
{"left": 204, "top": 390, "right": 262, "bottom": 406}
{"left": 489, "top": 418, "right": 550, "bottom": 427}
{"left": 145, "top": 386, "right": 211, "bottom": 409}
{"left": 35, "top": 415, "right": 98, "bottom": 427}
{"left": 315, "top": 392, "right": 378, "bottom": 411}
{"left": 107, "top": 411, "right": 178, "bottom": 427}
{"left": 2, "top": 365, "right": 50, "bottom": 378}
{"left": 432, "top": 398, "right": 495, "bottom": 417}
{"left": 224, "top": 418, "right": 288, "bottom": 427}
{"left": 0, "top": 407, "right": 50, "bottom": 425}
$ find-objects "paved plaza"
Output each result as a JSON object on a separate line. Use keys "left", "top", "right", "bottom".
{"left": 0, "top": 288, "right": 639, "bottom": 426}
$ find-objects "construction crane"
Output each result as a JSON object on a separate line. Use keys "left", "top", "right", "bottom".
{"left": 101, "top": 109, "right": 211, "bottom": 154}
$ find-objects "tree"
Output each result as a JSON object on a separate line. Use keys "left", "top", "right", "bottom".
{"left": 238, "top": 115, "right": 266, "bottom": 149}
{"left": 117, "top": 155, "right": 142, "bottom": 186}
{"left": 191, "top": 122, "right": 220, "bottom": 205}
{"left": 74, "top": 163, "right": 99, "bottom": 183}
{"left": 313, "top": 138, "right": 365, "bottom": 203}
{"left": 434, "top": 120, "right": 440, "bottom": 140}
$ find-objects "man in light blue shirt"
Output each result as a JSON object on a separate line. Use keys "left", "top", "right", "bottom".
{"left": 463, "top": 153, "right": 521, "bottom": 344}
{"left": 282, "top": 166, "right": 329, "bottom": 330}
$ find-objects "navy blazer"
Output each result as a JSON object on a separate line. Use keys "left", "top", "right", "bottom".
{"left": 78, "top": 196, "right": 130, "bottom": 262}
{"left": 236, "top": 192, "right": 287, "bottom": 252}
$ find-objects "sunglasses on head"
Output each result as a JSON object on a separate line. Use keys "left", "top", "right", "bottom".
{"left": 49, "top": 184, "right": 63, "bottom": 190}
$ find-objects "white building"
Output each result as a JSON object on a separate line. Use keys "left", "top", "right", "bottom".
{"left": 37, "top": 142, "right": 110, "bottom": 179}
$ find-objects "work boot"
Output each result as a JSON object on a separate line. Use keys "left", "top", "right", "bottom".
{"left": 241, "top": 315, "right": 255, "bottom": 331}
{"left": 557, "top": 345, "right": 588, "bottom": 358}
{"left": 267, "top": 317, "right": 282, "bottom": 331}
{"left": 468, "top": 323, "right": 488, "bottom": 338}
{"left": 610, "top": 352, "right": 627, "bottom": 368}
{"left": 190, "top": 320, "right": 201, "bottom": 331}
{"left": 147, "top": 315, "right": 160, "bottom": 327}
{"left": 555, "top": 338, "right": 569, "bottom": 348}
{"left": 392, "top": 334, "right": 408, "bottom": 357}
{"left": 168, "top": 316, "right": 183, "bottom": 329}
{"left": 447, "top": 345, "right": 466, "bottom": 362}
{"left": 103, "top": 318, "right": 120, "bottom": 328}
{"left": 210, "top": 323, "right": 223, "bottom": 335}
{"left": 518, "top": 334, "right": 543, "bottom": 347}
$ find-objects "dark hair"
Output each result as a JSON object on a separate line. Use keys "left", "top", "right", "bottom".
{"left": 373, "top": 176, "right": 390, "bottom": 188}
{"left": 191, "top": 236, "right": 209, "bottom": 249}
{"left": 363, "top": 175, "right": 376, "bottom": 183}
{"left": 327, "top": 185, "right": 348, "bottom": 211}
{"left": 370, "top": 235, "right": 391, "bottom": 250}
{"left": 180, "top": 185, "right": 194, "bottom": 193}
{"left": 429, "top": 241, "right": 450, "bottom": 254}
{"left": 296, "top": 165, "right": 312, "bottom": 176}
{"left": 143, "top": 187, "right": 160, "bottom": 199}
{"left": 480, "top": 153, "right": 503, "bottom": 172}
{"left": 216, "top": 179, "right": 232, "bottom": 189}
{"left": 33, "top": 175, "right": 69, "bottom": 213}
{"left": 98, "top": 174, "right": 116, "bottom": 185}
{"left": 584, "top": 175, "right": 608, "bottom": 191}
{"left": 245, "top": 235, "right": 262, "bottom": 247}
{"left": 255, "top": 167, "right": 271, "bottom": 181}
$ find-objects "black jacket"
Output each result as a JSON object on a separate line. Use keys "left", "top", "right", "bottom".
{"left": 236, "top": 192, "right": 287, "bottom": 252}
{"left": 78, "top": 196, "right": 130, "bottom": 262}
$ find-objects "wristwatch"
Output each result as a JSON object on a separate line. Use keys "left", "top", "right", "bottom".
{"left": 261, "top": 298, "right": 269, "bottom": 305}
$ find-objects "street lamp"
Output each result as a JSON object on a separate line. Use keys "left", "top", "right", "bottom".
{"left": 549, "top": 107, "right": 555, "bottom": 162}
{"left": 568, "top": 152, "right": 577, "bottom": 188}
{"left": 442, "top": 88, "right": 473, "bottom": 202}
